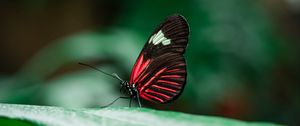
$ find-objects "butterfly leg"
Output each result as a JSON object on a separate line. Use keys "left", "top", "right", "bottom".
{"left": 136, "top": 92, "right": 142, "bottom": 107}
{"left": 129, "top": 96, "right": 133, "bottom": 107}
{"left": 101, "top": 96, "right": 130, "bottom": 108}
{"left": 119, "top": 86, "right": 124, "bottom": 93}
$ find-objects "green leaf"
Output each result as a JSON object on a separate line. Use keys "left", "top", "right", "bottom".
{"left": 0, "top": 103, "right": 281, "bottom": 126}
{"left": 0, "top": 117, "right": 37, "bottom": 126}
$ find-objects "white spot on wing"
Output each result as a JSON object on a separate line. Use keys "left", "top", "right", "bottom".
{"left": 153, "top": 30, "right": 164, "bottom": 44}
{"left": 162, "top": 39, "right": 171, "bottom": 45}
{"left": 148, "top": 30, "right": 171, "bottom": 45}
{"left": 149, "top": 35, "right": 154, "bottom": 43}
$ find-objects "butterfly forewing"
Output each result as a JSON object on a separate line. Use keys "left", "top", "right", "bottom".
{"left": 130, "top": 15, "right": 189, "bottom": 103}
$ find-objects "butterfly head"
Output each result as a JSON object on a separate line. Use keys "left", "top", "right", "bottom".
{"left": 120, "top": 81, "right": 137, "bottom": 96}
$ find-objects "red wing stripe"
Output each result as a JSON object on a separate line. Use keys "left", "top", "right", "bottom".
{"left": 137, "top": 59, "right": 150, "bottom": 77}
{"left": 139, "top": 68, "right": 167, "bottom": 92}
{"left": 160, "top": 77, "right": 185, "bottom": 82}
{"left": 143, "top": 93, "right": 164, "bottom": 103}
{"left": 131, "top": 55, "right": 143, "bottom": 82}
{"left": 158, "top": 82, "right": 182, "bottom": 89}
{"left": 152, "top": 85, "right": 177, "bottom": 93}
{"left": 166, "top": 69, "right": 183, "bottom": 72}
{"left": 160, "top": 75, "right": 182, "bottom": 78}
{"left": 150, "top": 86, "right": 177, "bottom": 96}
{"left": 145, "top": 89, "right": 171, "bottom": 99}
{"left": 171, "top": 63, "right": 186, "bottom": 68}
{"left": 139, "top": 94, "right": 154, "bottom": 102}
{"left": 131, "top": 54, "right": 151, "bottom": 83}
{"left": 135, "top": 72, "right": 149, "bottom": 83}
{"left": 157, "top": 80, "right": 181, "bottom": 86}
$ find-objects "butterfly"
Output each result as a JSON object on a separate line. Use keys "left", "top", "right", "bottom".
{"left": 80, "top": 14, "right": 189, "bottom": 107}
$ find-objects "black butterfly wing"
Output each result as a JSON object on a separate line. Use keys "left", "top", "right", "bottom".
{"left": 129, "top": 14, "right": 189, "bottom": 103}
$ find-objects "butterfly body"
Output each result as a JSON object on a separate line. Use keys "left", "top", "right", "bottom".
{"left": 120, "top": 81, "right": 137, "bottom": 97}
{"left": 121, "top": 14, "right": 189, "bottom": 105}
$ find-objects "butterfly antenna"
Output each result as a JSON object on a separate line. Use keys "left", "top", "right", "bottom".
{"left": 78, "top": 62, "right": 123, "bottom": 82}
{"left": 112, "top": 73, "right": 124, "bottom": 82}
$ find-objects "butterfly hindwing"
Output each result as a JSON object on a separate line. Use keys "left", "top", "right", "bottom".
{"left": 137, "top": 53, "right": 186, "bottom": 103}
{"left": 130, "top": 15, "right": 189, "bottom": 103}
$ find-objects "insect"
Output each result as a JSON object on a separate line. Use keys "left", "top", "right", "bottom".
{"left": 80, "top": 14, "right": 189, "bottom": 107}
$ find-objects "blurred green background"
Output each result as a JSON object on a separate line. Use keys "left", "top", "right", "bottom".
{"left": 0, "top": 0, "right": 299, "bottom": 125}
